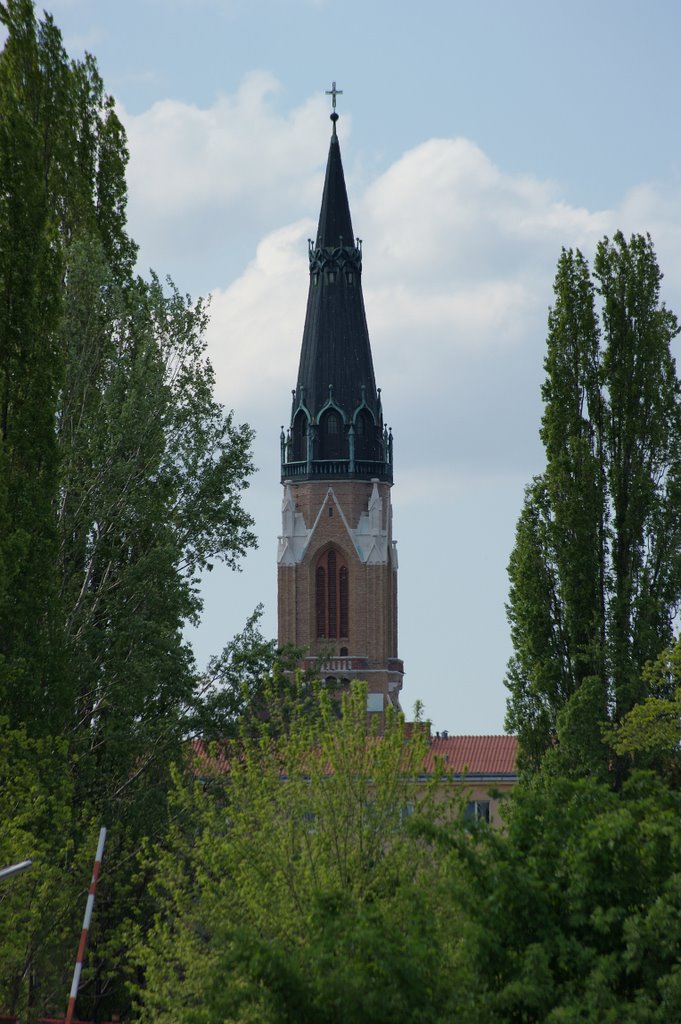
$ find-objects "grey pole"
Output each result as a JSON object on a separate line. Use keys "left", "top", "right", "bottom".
{"left": 0, "top": 860, "right": 32, "bottom": 881}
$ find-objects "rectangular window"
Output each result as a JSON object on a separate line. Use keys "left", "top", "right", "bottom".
{"left": 464, "top": 800, "right": 490, "bottom": 824}
{"left": 367, "top": 693, "right": 383, "bottom": 713}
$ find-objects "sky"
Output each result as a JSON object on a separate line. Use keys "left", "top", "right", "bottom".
{"left": 10, "top": 0, "right": 681, "bottom": 732}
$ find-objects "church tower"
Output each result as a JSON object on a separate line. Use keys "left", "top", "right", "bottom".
{"left": 278, "top": 89, "right": 404, "bottom": 719}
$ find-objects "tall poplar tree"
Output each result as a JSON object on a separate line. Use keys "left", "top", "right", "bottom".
{"left": 0, "top": 0, "right": 66, "bottom": 731}
{"left": 0, "top": 0, "right": 138, "bottom": 733}
{"left": 0, "top": 2, "right": 257, "bottom": 1015}
{"left": 506, "top": 233, "right": 681, "bottom": 777}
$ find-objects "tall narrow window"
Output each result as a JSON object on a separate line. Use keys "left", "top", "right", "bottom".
{"left": 316, "top": 566, "right": 326, "bottom": 638}
{"left": 327, "top": 550, "right": 337, "bottom": 638}
{"left": 315, "top": 549, "right": 349, "bottom": 639}
{"left": 339, "top": 566, "right": 349, "bottom": 638}
{"left": 292, "top": 411, "right": 308, "bottom": 461}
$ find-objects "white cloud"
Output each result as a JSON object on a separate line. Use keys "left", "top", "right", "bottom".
{"left": 205, "top": 219, "right": 311, "bottom": 410}
{"left": 120, "top": 73, "right": 336, "bottom": 291}
{"left": 123, "top": 72, "right": 327, "bottom": 221}
{"left": 358, "top": 139, "right": 610, "bottom": 284}
{"left": 368, "top": 279, "right": 534, "bottom": 348}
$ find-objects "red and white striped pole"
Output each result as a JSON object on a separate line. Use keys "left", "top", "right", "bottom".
{"left": 65, "top": 826, "right": 107, "bottom": 1024}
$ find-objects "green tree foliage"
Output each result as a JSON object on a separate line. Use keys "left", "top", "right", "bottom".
{"left": 506, "top": 233, "right": 681, "bottom": 776}
{"left": 132, "top": 682, "right": 461, "bottom": 1024}
{"left": 191, "top": 605, "right": 286, "bottom": 739}
{"left": 133, "top": 681, "right": 681, "bottom": 1024}
{"left": 57, "top": 241, "right": 255, "bottom": 824}
{"left": 0, "top": 719, "right": 94, "bottom": 1019}
{"left": 449, "top": 771, "right": 681, "bottom": 1023}
{"left": 608, "top": 637, "right": 681, "bottom": 784}
{"left": 0, "top": 0, "right": 66, "bottom": 731}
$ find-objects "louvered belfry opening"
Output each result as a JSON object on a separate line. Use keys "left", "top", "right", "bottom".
{"left": 292, "top": 410, "right": 308, "bottom": 462}
{"left": 354, "top": 408, "right": 376, "bottom": 461}
{"left": 321, "top": 410, "right": 343, "bottom": 459}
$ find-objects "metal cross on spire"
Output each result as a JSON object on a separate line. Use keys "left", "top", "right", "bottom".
{"left": 326, "top": 81, "right": 343, "bottom": 111}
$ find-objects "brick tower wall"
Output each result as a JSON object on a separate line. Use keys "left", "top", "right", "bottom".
{"left": 277, "top": 479, "right": 397, "bottom": 667}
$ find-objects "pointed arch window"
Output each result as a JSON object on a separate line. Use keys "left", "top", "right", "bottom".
{"left": 321, "top": 410, "right": 343, "bottom": 460}
{"left": 315, "top": 548, "right": 349, "bottom": 639}
{"left": 354, "top": 409, "right": 375, "bottom": 461}
{"left": 292, "top": 410, "right": 308, "bottom": 462}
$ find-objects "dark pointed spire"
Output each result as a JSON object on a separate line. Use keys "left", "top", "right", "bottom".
{"left": 317, "top": 84, "right": 353, "bottom": 248}
{"left": 281, "top": 94, "right": 392, "bottom": 484}
{"left": 315, "top": 126, "right": 354, "bottom": 249}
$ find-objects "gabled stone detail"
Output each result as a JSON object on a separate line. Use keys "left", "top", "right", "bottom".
{"left": 352, "top": 480, "right": 391, "bottom": 565}
{"left": 277, "top": 480, "right": 394, "bottom": 567}
{"left": 277, "top": 483, "right": 313, "bottom": 566}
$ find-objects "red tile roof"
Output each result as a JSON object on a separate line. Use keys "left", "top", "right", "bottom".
{"left": 191, "top": 734, "right": 518, "bottom": 778}
{"left": 422, "top": 735, "right": 517, "bottom": 775}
